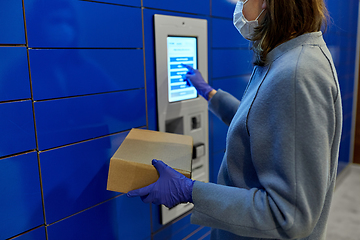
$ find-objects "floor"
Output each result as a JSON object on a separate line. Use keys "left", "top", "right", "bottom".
{"left": 326, "top": 164, "right": 360, "bottom": 240}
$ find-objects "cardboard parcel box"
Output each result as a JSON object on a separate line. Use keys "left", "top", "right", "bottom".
{"left": 107, "top": 128, "right": 193, "bottom": 193}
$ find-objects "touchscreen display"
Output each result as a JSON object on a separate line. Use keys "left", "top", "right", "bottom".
{"left": 167, "top": 36, "right": 198, "bottom": 103}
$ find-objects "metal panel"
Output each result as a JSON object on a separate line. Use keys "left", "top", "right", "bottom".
{"left": 211, "top": 0, "right": 236, "bottom": 18}
{"left": 0, "top": 152, "right": 43, "bottom": 240}
{"left": 40, "top": 131, "right": 128, "bottom": 223}
{"left": 0, "top": 47, "right": 31, "bottom": 102}
{"left": 143, "top": 0, "right": 210, "bottom": 15}
{"left": 29, "top": 49, "right": 144, "bottom": 100}
{"left": 212, "top": 18, "right": 249, "bottom": 48}
{"left": 0, "top": 0, "right": 25, "bottom": 44}
{"left": 212, "top": 76, "right": 249, "bottom": 99}
{"left": 153, "top": 214, "right": 191, "bottom": 240}
{"left": 47, "top": 195, "right": 151, "bottom": 240}
{"left": 212, "top": 49, "right": 253, "bottom": 78}
{"left": 0, "top": 101, "right": 36, "bottom": 158}
{"left": 186, "top": 226, "right": 211, "bottom": 240}
{"left": 24, "top": 0, "right": 142, "bottom": 48}
{"left": 93, "top": 0, "right": 141, "bottom": 7}
{"left": 35, "top": 90, "right": 146, "bottom": 150}
{"left": 13, "top": 227, "right": 46, "bottom": 240}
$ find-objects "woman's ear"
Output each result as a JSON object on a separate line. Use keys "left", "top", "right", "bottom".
{"left": 262, "top": 0, "right": 267, "bottom": 9}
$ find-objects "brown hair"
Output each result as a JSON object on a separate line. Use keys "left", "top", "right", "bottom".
{"left": 251, "top": 0, "right": 329, "bottom": 66}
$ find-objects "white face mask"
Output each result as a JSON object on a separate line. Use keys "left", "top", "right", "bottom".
{"left": 233, "top": 0, "right": 265, "bottom": 40}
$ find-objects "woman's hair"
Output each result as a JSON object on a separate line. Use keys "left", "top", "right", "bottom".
{"left": 251, "top": 0, "right": 329, "bottom": 66}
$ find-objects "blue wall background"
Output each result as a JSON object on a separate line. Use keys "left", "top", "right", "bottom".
{"left": 0, "top": 0, "right": 358, "bottom": 239}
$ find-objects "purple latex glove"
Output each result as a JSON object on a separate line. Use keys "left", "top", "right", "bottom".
{"left": 127, "top": 159, "right": 194, "bottom": 208}
{"left": 182, "top": 64, "right": 214, "bottom": 100}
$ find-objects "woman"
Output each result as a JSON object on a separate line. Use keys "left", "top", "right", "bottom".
{"left": 128, "top": 0, "right": 343, "bottom": 239}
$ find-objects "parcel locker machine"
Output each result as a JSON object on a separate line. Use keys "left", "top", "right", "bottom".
{"left": 154, "top": 14, "right": 209, "bottom": 225}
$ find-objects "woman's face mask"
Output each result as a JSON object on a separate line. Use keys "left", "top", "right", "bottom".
{"left": 233, "top": 0, "right": 265, "bottom": 40}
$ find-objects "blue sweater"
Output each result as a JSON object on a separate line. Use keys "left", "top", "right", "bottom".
{"left": 191, "top": 32, "right": 343, "bottom": 239}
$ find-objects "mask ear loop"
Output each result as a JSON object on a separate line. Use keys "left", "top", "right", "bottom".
{"left": 254, "top": 8, "right": 266, "bottom": 51}
{"left": 255, "top": 9, "right": 265, "bottom": 21}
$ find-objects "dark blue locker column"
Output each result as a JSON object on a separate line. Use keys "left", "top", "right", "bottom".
{"left": 22, "top": 0, "right": 149, "bottom": 239}
{"left": 0, "top": 1, "right": 42, "bottom": 240}
{"left": 325, "top": 0, "right": 359, "bottom": 171}
{"left": 209, "top": 13, "right": 253, "bottom": 183}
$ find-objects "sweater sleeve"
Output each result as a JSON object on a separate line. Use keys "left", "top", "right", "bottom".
{"left": 208, "top": 89, "right": 240, "bottom": 126}
{"left": 191, "top": 45, "right": 342, "bottom": 239}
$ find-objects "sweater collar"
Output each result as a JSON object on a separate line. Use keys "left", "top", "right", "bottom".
{"left": 266, "top": 31, "right": 325, "bottom": 64}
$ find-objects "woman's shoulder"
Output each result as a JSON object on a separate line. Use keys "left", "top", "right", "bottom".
{"left": 265, "top": 45, "right": 304, "bottom": 85}
{"left": 266, "top": 42, "right": 339, "bottom": 101}
{"left": 270, "top": 39, "right": 335, "bottom": 80}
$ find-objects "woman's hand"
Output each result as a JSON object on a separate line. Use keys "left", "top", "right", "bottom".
{"left": 182, "top": 64, "right": 214, "bottom": 101}
{"left": 127, "top": 159, "right": 194, "bottom": 208}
